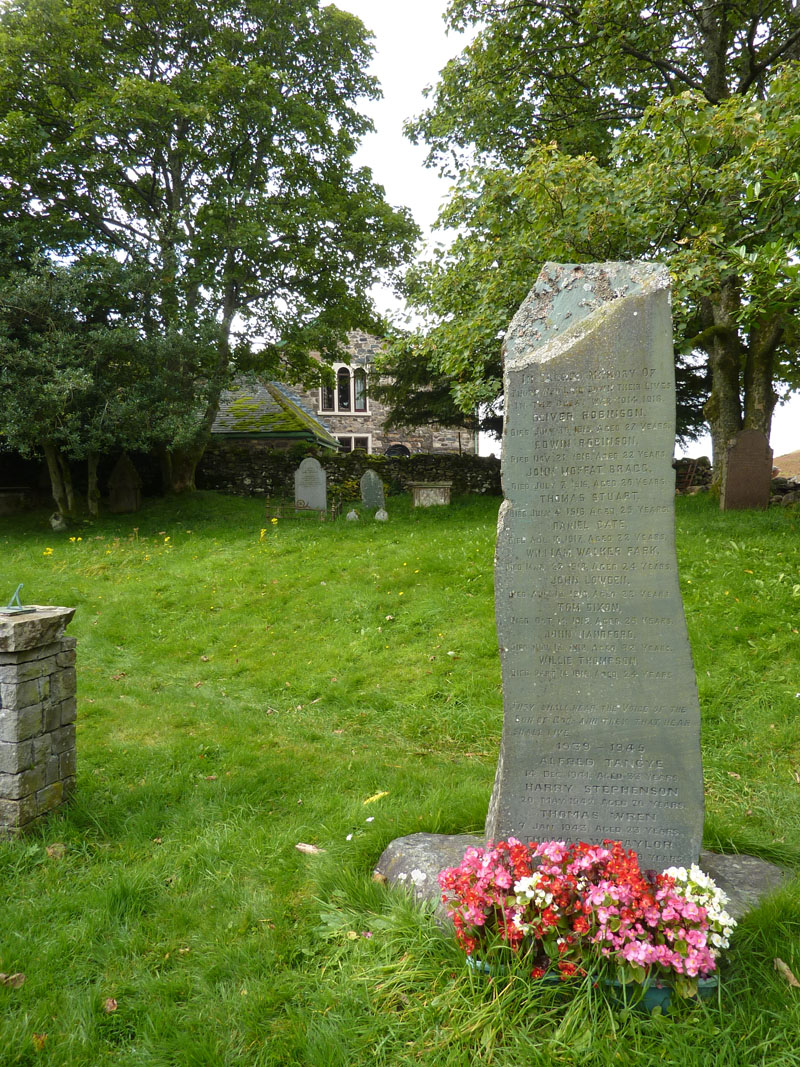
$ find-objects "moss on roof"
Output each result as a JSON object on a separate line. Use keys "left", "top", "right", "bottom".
{"left": 212, "top": 380, "right": 338, "bottom": 449}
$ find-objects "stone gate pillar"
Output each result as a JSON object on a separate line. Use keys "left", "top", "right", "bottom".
{"left": 0, "top": 607, "right": 77, "bottom": 834}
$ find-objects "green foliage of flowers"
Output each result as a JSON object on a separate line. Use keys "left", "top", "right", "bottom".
{"left": 0, "top": 491, "right": 798, "bottom": 1064}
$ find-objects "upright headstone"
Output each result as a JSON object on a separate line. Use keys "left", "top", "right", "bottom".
{"left": 720, "top": 429, "right": 773, "bottom": 511}
{"left": 486, "top": 262, "right": 704, "bottom": 871}
{"left": 360, "top": 469, "right": 385, "bottom": 510}
{"left": 107, "top": 453, "right": 142, "bottom": 514}
{"left": 294, "top": 458, "right": 326, "bottom": 512}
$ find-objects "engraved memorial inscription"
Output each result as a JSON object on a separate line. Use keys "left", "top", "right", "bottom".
{"left": 486, "top": 262, "right": 704, "bottom": 870}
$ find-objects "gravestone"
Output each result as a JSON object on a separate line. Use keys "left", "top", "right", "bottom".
{"left": 408, "top": 481, "right": 452, "bottom": 507}
{"left": 107, "top": 454, "right": 142, "bottom": 514}
{"left": 486, "top": 261, "right": 704, "bottom": 871}
{"left": 376, "top": 260, "right": 788, "bottom": 916}
{"left": 360, "top": 469, "right": 385, "bottom": 510}
{"left": 720, "top": 429, "right": 773, "bottom": 511}
{"left": 294, "top": 457, "right": 326, "bottom": 512}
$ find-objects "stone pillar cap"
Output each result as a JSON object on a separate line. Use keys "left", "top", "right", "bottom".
{"left": 0, "top": 606, "right": 76, "bottom": 652}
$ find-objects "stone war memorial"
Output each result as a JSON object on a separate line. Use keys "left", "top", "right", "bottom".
{"left": 377, "top": 262, "right": 787, "bottom": 914}
{"left": 487, "top": 260, "right": 702, "bottom": 871}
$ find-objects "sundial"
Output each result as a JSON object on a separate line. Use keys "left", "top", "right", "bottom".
{"left": 0, "top": 584, "right": 36, "bottom": 616}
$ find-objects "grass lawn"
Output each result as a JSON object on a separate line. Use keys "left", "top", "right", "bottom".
{"left": 1, "top": 490, "right": 799, "bottom": 1065}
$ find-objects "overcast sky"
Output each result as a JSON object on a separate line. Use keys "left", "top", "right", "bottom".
{"left": 339, "top": 0, "right": 799, "bottom": 460}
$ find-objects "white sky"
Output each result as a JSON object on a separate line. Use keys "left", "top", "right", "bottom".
{"left": 339, "top": 0, "right": 799, "bottom": 461}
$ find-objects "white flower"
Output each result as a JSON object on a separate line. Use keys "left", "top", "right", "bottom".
{"left": 410, "top": 869, "right": 428, "bottom": 886}
{"left": 664, "top": 865, "right": 688, "bottom": 882}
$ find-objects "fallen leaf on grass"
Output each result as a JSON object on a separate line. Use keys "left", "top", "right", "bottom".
{"left": 103, "top": 998, "right": 118, "bottom": 1013}
{"left": 363, "top": 791, "right": 389, "bottom": 805}
{"left": 32, "top": 1034, "right": 47, "bottom": 1051}
{"left": 46, "top": 842, "right": 66, "bottom": 859}
{"left": 204, "top": 775, "right": 217, "bottom": 781}
{"left": 372, "top": 872, "right": 387, "bottom": 885}
{"left": 200, "top": 655, "right": 209, "bottom": 662}
{"left": 111, "top": 672, "right": 126, "bottom": 681}
{"left": 727, "top": 772, "right": 741, "bottom": 780}
{"left": 193, "top": 681, "right": 203, "bottom": 688}
{"left": 0, "top": 973, "right": 25, "bottom": 988}
{"left": 295, "top": 842, "right": 325, "bottom": 855}
{"left": 774, "top": 958, "right": 800, "bottom": 988}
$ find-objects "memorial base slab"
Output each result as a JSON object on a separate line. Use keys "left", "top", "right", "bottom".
{"left": 375, "top": 833, "right": 792, "bottom": 923}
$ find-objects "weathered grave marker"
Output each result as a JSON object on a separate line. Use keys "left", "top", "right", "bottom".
{"left": 485, "top": 262, "right": 704, "bottom": 871}
{"left": 720, "top": 429, "right": 773, "bottom": 511}
{"left": 294, "top": 457, "right": 327, "bottom": 512}
{"left": 360, "top": 469, "right": 385, "bottom": 510}
{"left": 108, "top": 453, "right": 142, "bottom": 514}
{"left": 408, "top": 481, "right": 452, "bottom": 507}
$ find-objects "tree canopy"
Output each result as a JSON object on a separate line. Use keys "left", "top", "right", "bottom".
{"left": 0, "top": 0, "right": 418, "bottom": 491}
{"left": 394, "top": 0, "right": 800, "bottom": 475}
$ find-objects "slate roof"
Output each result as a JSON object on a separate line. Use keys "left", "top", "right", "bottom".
{"left": 211, "top": 379, "right": 339, "bottom": 450}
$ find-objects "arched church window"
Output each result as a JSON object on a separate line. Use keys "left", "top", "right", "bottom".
{"left": 337, "top": 367, "right": 352, "bottom": 411}
{"left": 353, "top": 368, "right": 367, "bottom": 412}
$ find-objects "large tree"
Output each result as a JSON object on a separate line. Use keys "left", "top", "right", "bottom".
{"left": 0, "top": 253, "right": 213, "bottom": 519}
{"left": 398, "top": 0, "right": 800, "bottom": 478}
{"left": 0, "top": 0, "right": 417, "bottom": 491}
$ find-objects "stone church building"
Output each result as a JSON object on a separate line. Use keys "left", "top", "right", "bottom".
{"left": 211, "top": 331, "right": 476, "bottom": 456}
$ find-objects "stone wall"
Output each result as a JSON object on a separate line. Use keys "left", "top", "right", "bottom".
{"left": 0, "top": 607, "right": 77, "bottom": 835}
{"left": 197, "top": 442, "right": 501, "bottom": 499}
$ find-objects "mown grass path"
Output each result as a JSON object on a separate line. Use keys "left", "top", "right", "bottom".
{"left": 1, "top": 492, "right": 798, "bottom": 1065}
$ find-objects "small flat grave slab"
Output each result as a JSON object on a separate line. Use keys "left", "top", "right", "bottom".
{"left": 360, "top": 469, "right": 385, "bottom": 509}
{"left": 294, "top": 457, "right": 327, "bottom": 512}
{"left": 721, "top": 429, "right": 773, "bottom": 510}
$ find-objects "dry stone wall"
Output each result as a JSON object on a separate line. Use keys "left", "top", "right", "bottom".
{"left": 197, "top": 444, "right": 501, "bottom": 499}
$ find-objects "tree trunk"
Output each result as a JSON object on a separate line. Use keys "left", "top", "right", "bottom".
{"left": 700, "top": 281, "right": 742, "bottom": 491}
{"left": 743, "top": 320, "right": 782, "bottom": 435}
{"left": 161, "top": 280, "right": 237, "bottom": 494}
{"left": 42, "top": 441, "right": 75, "bottom": 522}
{"left": 87, "top": 452, "right": 101, "bottom": 517}
{"left": 161, "top": 440, "right": 207, "bottom": 493}
{"left": 58, "top": 451, "right": 75, "bottom": 518}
